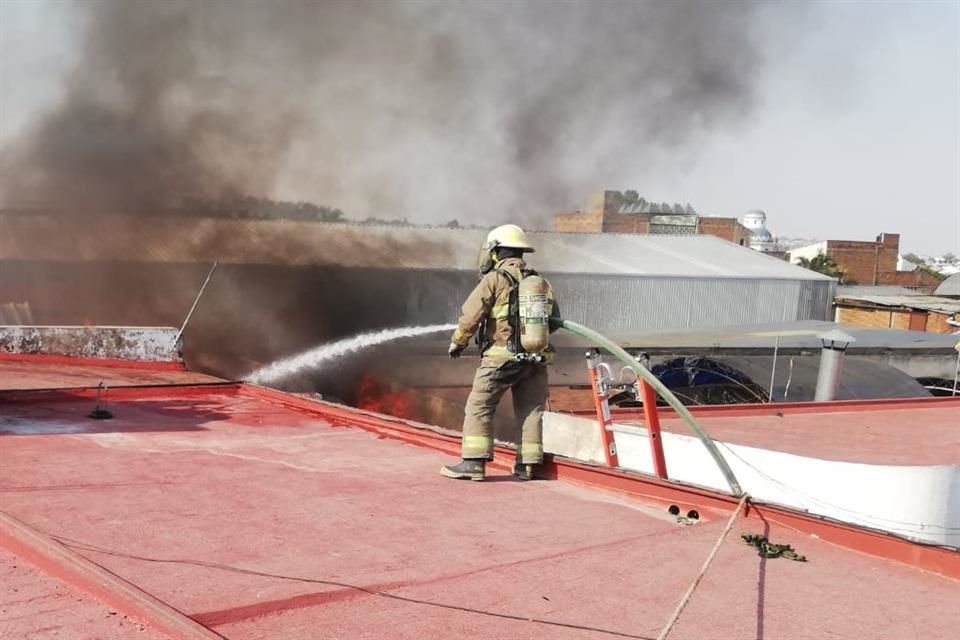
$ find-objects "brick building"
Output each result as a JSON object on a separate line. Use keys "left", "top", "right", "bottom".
{"left": 554, "top": 190, "right": 751, "bottom": 245}
{"left": 834, "top": 294, "right": 960, "bottom": 334}
{"left": 790, "top": 233, "right": 943, "bottom": 290}
{"left": 881, "top": 269, "right": 944, "bottom": 290}
{"left": 698, "top": 216, "right": 753, "bottom": 246}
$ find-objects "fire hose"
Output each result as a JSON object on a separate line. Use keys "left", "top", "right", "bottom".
{"left": 556, "top": 319, "right": 744, "bottom": 497}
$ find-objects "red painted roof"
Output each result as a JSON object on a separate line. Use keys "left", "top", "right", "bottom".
{"left": 1, "top": 547, "right": 169, "bottom": 639}
{"left": 612, "top": 398, "right": 960, "bottom": 465}
{"left": 0, "top": 355, "right": 223, "bottom": 390}
{"left": 1, "top": 361, "right": 959, "bottom": 638}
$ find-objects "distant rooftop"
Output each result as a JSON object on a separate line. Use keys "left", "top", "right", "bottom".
{"left": 837, "top": 285, "right": 927, "bottom": 297}
{"left": 936, "top": 272, "right": 960, "bottom": 296}
{"left": 0, "top": 212, "right": 831, "bottom": 281}
{"left": 835, "top": 294, "right": 960, "bottom": 315}
{"left": 557, "top": 319, "right": 960, "bottom": 352}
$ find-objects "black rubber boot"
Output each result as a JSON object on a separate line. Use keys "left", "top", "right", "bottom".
{"left": 514, "top": 462, "right": 537, "bottom": 481}
{"left": 440, "top": 459, "right": 486, "bottom": 481}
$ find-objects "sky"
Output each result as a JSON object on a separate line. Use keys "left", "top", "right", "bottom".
{"left": 0, "top": 0, "right": 957, "bottom": 256}
{"left": 648, "top": 0, "right": 960, "bottom": 256}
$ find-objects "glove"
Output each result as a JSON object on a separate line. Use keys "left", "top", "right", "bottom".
{"left": 448, "top": 342, "right": 466, "bottom": 359}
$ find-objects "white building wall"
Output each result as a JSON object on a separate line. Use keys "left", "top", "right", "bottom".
{"left": 897, "top": 255, "right": 919, "bottom": 271}
{"left": 0, "top": 326, "right": 181, "bottom": 362}
{"left": 788, "top": 241, "right": 828, "bottom": 265}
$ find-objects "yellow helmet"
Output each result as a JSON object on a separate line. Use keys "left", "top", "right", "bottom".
{"left": 486, "top": 224, "right": 535, "bottom": 253}
{"left": 477, "top": 224, "right": 535, "bottom": 274}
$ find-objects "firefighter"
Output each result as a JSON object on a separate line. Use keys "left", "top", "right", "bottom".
{"left": 441, "top": 224, "right": 560, "bottom": 482}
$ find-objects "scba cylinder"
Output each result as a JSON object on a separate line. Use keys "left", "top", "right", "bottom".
{"left": 518, "top": 275, "right": 551, "bottom": 353}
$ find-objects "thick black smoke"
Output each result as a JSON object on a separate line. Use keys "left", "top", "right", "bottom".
{"left": 2, "top": 0, "right": 766, "bottom": 223}
{"left": 0, "top": 0, "right": 780, "bottom": 399}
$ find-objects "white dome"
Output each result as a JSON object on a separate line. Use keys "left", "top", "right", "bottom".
{"left": 742, "top": 209, "right": 767, "bottom": 231}
{"left": 743, "top": 209, "right": 767, "bottom": 229}
{"left": 743, "top": 210, "right": 777, "bottom": 251}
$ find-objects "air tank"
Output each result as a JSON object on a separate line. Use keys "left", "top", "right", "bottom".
{"left": 518, "top": 275, "right": 551, "bottom": 353}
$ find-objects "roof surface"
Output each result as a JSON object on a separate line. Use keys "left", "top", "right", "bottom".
{"left": 549, "top": 319, "right": 960, "bottom": 351}
{"left": 382, "top": 319, "right": 960, "bottom": 360}
{"left": 1, "top": 547, "right": 169, "bottom": 639}
{"left": 528, "top": 231, "right": 828, "bottom": 279}
{"left": 836, "top": 285, "right": 926, "bottom": 296}
{"left": 835, "top": 294, "right": 960, "bottom": 314}
{"left": 936, "top": 272, "right": 960, "bottom": 296}
{"left": 0, "top": 356, "right": 223, "bottom": 390}
{"left": 621, "top": 398, "right": 960, "bottom": 466}
{"left": 0, "top": 213, "right": 832, "bottom": 280}
{"left": 2, "top": 382, "right": 959, "bottom": 639}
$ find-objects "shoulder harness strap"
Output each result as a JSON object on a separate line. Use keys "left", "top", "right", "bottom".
{"left": 496, "top": 267, "right": 523, "bottom": 354}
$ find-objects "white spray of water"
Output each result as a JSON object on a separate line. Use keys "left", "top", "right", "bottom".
{"left": 245, "top": 324, "right": 456, "bottom": 385}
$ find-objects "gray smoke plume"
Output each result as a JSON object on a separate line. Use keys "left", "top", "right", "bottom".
{"left": 2, "top": 0, "right": 768, "bottom": 224}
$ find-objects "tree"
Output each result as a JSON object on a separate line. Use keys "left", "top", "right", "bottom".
{"left": 902, "top": 252, "right": 925, "bottom": 265}
{"left": 917, "top": 264, "right": 946, "bottom": 280}
{"left": 178, "top": 196, "right": 345, "bottom": 222}
{"left": 796, "top": 251, "right": 856, "bottom": 284}
{"left": 943, "top": 252, "right": 956, "bottom": 263}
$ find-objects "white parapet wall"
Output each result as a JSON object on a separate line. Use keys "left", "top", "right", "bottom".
{"left": 787, "top": 240, "right": 828, "bottom": 265}
{"left": 0, "top": 326, "right": 181, "bottom": 362}
{"left": 544, "top": 412, "right": 960, "bottom": 547}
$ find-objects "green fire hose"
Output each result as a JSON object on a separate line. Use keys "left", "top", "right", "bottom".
{"left": 557, "top": 319, "right": 743, "bottom": 497}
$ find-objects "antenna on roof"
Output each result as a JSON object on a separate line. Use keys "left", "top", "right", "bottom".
{"left": 175, "top": 261, "right": 219, "bottom": 348}
{"left": 953, "top": 341, "right": 959, "bottom": 396}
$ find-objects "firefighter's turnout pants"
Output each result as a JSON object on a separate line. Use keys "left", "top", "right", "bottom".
{"left": 461, "top": 356, "right": 547, "bottom": 464}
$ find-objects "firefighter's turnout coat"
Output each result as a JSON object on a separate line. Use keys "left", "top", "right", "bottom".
{"left": 450, "top": 257, "right": 560, "bottom": 463}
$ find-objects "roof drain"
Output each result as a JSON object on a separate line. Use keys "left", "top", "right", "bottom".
{"left": 88, "top": 381, "right": 113, "bottom": 420}
{"left": 556, "top": 319, "right": 743, "bottom": 497}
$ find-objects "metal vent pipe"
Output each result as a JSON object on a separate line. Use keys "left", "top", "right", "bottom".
{"left": 814, "top": 329, "right": 856, "bottom": 402}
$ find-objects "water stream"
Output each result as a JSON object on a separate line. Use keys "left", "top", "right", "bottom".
{"left": 245, "top": 323, "right": 456, "bottom": 385}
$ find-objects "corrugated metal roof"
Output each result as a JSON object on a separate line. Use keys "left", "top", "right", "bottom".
{"left": 837, "top": 285, "right": 923, "bottom": 297}
{"left": 835, "top": 294, "right": 960, "bottom": 315}
{"left": 0, "top": 213, "right": 832, "bottom": 281}
{"left": 936, "top": 273, "right": 960, "bottom": 296}
{"left": 550, "top": 319, "right": 960, "bottom": 350}
{"left": 538, "top": 275, "right": 832, "bottom": 332}
{"left": 527, "top": 232, "right": 829, "bottom": 279}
